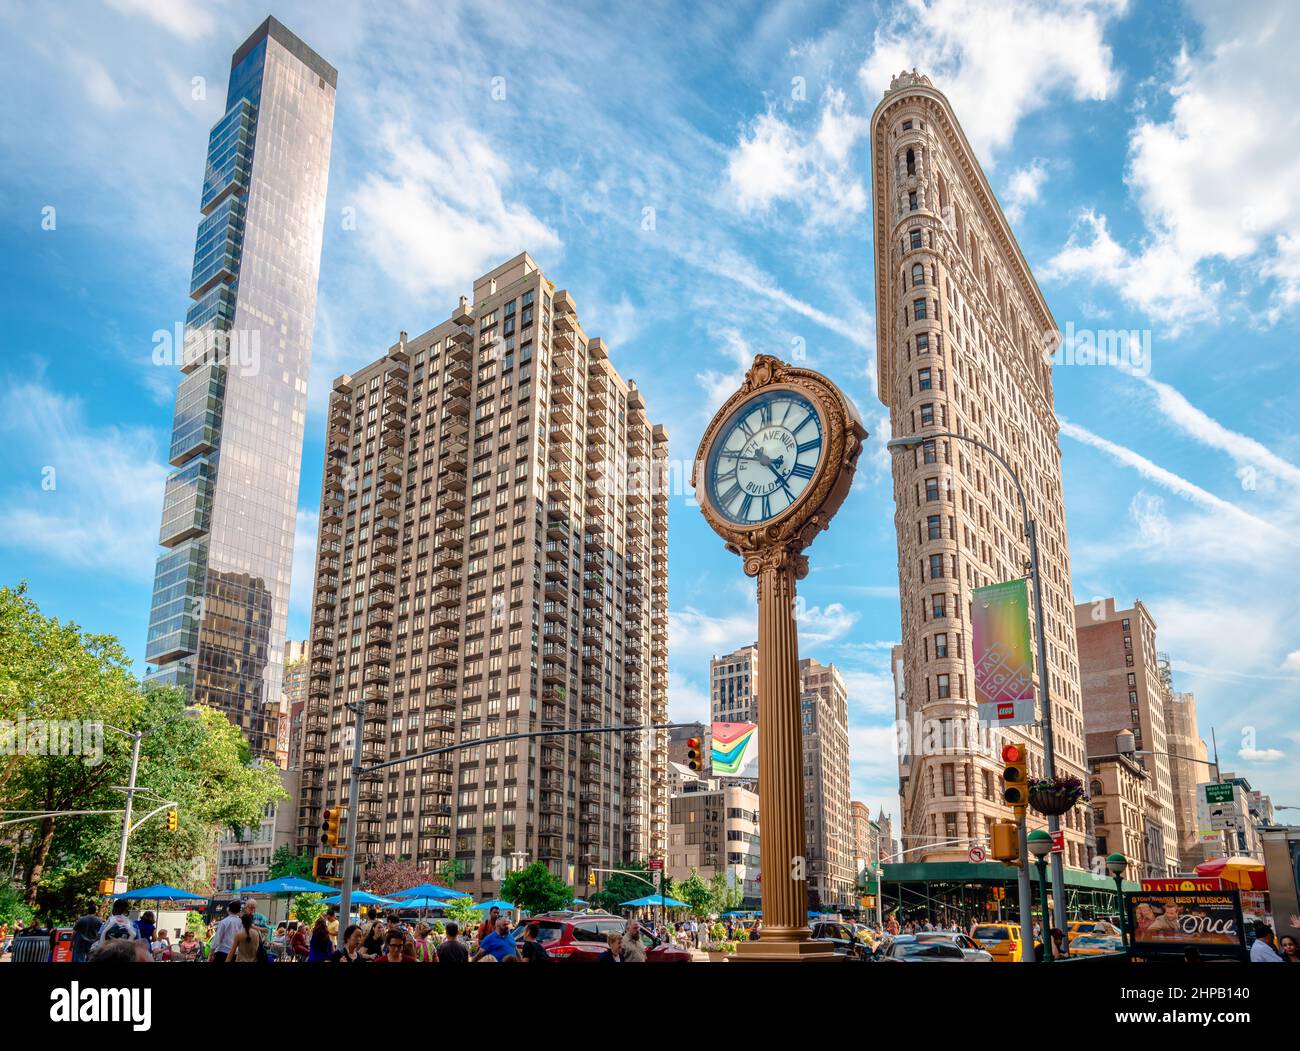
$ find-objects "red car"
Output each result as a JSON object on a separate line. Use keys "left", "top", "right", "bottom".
{"left": 510, "top": 912, "right": 692, "bottom": 962}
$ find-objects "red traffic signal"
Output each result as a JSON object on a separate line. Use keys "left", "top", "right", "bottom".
{"left": 686, "top": 737, "right": 702, "bottom": 771}
{"left": 1001, "top": 741, "right": 1029, "bottom": 808}
{"left": 1001, "top": 742, "right": 1026, "bottom": 765}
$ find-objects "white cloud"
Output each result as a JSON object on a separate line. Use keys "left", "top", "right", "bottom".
{"left": 1282, "top": 651, "right": 1300, "bottom": 672}
{"left": 859, "top": 0, "right": 1126, "bottom": 161}
{"left": 105, "top": 0, "right": 215, "bottom": 41}
{"left": 1002, "top": 159, "right": 1048, "bottom": 224}
{"left": 1237, "top": 747, "right": 1284, "bottom": 763}
{"left": 724, "top": 88, "right": 868, "bottom": 224}
{"left": 0, "top": 380, "right": 167, "bottom": 581}
{"left": 667, "top": 671, "right": 711, "bottom": 724}
{"left": 354, "top": 120, "right": 562, "bottom": 299}
{"left": 795, "top": 601, "right": 859, "bottom": 646}
{"left": 668, "top": 605, "right": 755, "bottom": 668}
{"left": 1045, "top": 1, "right": 1300, "bottom": 324}
{"left": 695, "top": 328, "right": 756, "bottom": 412}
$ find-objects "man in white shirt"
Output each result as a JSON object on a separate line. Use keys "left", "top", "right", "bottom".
{"left": 1249, "top": 922, "right": 1284, "bottom": 962}
{"left": 209, "top": 900, "right": 244, "bottom": 963}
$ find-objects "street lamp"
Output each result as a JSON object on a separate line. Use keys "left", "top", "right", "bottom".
{"left": 888, "top": 432, "right": 1067, "bottom": 936}
{"left": 1105, "top": 853, "right": 1128, "bottom": 951}
{"left": 1026, "top": 829, "right": 1053, "bottom": 962}
{"left": 103, "top": 705, "right": 202, "bottom": 892}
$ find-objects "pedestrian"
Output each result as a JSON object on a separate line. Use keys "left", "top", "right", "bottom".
{"left": 622, "top": 918, "right": 647, "bottom": 962}
{"left": 72, "top": 906, "right": 103, "bottom": 962}
{"left": 520, "top": 923, "right": 550, "bottom": 963}
{"left": 208, "top": 900, "right": 242, "bottom": 963}
{"left": 374, "top": 929, "right": 414, "bottom": 963}
{"left": 229, "top": 911, "right": 262, "bottom": 963}
{"left": 330, "top": 923, "right": 366, "bottom": 963}
{"left": 96, "top": 898, "right": 141, "bottom": 949}
{"left": 89, "top": 938, "right": 152, "bottom": 963}
{"left": 1250, "top": 922, "right": 1285, "bottom": 962}
{"left": 137, "top": 910, "right": 157, "bottom": 945}
{"left": 326, "top": 908, "right": 339, "bottom": 941}
{"left": 288, "top": 920, "right": 308, "bottom": 961}
{"left": 177, "top": 930, "right": 201, "bottom": 962}
{"left": 1279, "top": 934, "right": 1299, "bottom": 963}
{"left": 362, "top": 918, "right": 386, "bottom": 958}
{"left": 598, "top": 932, "right": 625, "bottom": 962}
{"left": 476, "top": 906, "right": 501, "bottom": 942}
{"left": 412, "top": 923, "right": 438, "bottom": 962}
{"left": 438, "top": 921, "right": 470, "bottom": 963}
{"left": 473, "top": 916, "right": 518, "bottom": 962}
{"left": 307, "top": 916, "right": 333, "bottom": 962}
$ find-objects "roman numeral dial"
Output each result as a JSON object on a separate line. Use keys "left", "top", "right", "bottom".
{"left": 707, "top": 390, "right": 824, "bottom": 526}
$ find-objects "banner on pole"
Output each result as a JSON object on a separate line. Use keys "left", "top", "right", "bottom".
{"left": 711, "top": 722, "right": 758, "bottom": 778}
{"left": 973, "top": 580, "right": 1037, "bottom": 727}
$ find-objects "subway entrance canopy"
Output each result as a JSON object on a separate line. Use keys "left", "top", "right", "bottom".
{"left": 864, "top": 862, "right": 1142, "bottom": 924}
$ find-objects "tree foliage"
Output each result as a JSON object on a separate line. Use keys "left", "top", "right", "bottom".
{"left": 589, "top": 858, "right": 656, "bottom": 912}
{"left": 362, "top": 857, "right": 429, "bottom": 897}
{"left": 268, "top": 846, "right": 314, "bottom": 881}
{"left": 501, "top": 861, "right": 573, "bottom": 915}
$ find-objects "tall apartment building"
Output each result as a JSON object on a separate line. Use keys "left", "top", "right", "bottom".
{"left": 298, "top": 254, "right": 669, "bottom": 896}
{"left": 667, "top": 779, "right": 761, "bottom": 903}
{"left": 710, "top": 643, "right": 759, "bottom": 724}
{"left": 278, "top": 639, "right": 309, "bottom": 770}
{"left": 872, "top": 71, "right": 1090, "bottom": 868}
{"left": 145, "top": 17, "right": 336, "bottom": 762}
{"left": 1162, "top": 688, "right": 1209, "bottom": 871}
{"left": 1085, "top": 744, "right": 1153, "bottom": 873}
{"left": 851, "top": 800, "right": 872, "bottom": 873}
{"left": 801, "top": 658, "right": 854, "bottom": 909}
{"left": 1075, "top": 598, "right": 1179, "bottom": 877}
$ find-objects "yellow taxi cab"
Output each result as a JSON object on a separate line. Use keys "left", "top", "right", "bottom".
{"left": 970, "top": 922, "right": 1023, "bottom": 962}
{"left": 1067, "top": 919, "right": 1120, "bottom": 944}
{"left": 1068, "top": 933, "right": 1124, "bottom": 957}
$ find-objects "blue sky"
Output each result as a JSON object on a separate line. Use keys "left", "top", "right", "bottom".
{"left": 2, "top": 0, "right": 1298, "bottom": 827}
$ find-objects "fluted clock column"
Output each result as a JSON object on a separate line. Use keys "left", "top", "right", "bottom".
{"left": 747, "top": 545, "right": 810, "bottom": 946}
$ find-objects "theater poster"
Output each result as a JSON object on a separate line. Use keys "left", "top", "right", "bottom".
{"left": 1124, "top": 889, "right": 1247, "bottom": 959}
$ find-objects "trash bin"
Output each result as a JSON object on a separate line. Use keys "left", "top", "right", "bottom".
{"left": 11, "top": 934, "right": 52, "bottom": 963}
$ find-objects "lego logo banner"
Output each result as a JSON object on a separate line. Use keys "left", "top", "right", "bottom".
{"left": 973, "top": 580, "right": 1037, "bottom": 728}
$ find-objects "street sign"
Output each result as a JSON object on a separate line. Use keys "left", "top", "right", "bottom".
{"left": 652, "top": 871, "right": 662, "bottom": 890}
{"left": 1204, "top": 783, "right": 1234, "bottom": 805}
{"left": 1050, "top": 830, "right": 1064, "bottom": 854}
{"left": 647, "top": 858, "right": 664, "bottom": 870}
{"left": 968, "top": 845, "right": 986, "bottom": 863}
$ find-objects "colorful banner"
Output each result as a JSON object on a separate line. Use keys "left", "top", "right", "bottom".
{"left": 711, "top": 722, "right": 757, "bottom": 778}
{"left": 1125, "top": 890, "right": 1246, "bottom": 957}
{"left": 972, "top": 580, "right": 1036, "bottom": 725}
{"left": 1139, "top": 878, "right": 1222, "bottom": 892}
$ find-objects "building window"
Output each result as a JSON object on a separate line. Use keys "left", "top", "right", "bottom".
{"left": 934, "top": 632, "right": 948, "bottom": 657}
{"left": 937, "top": 673, "right": 951, "bottom": 699}
{"left": 909, "top": 228, "right": 923, "bottom": 250}
{"left": 917, "top": 367, "right": 932, "bottom": 390}
{"left": 906, "top": 148, "right": 916, "bottom": 176}
{"left": 925, "top": 478, "right": 940, "bottom": 502}
{"left": 926, "top": 514, "right": 941, "bottom": 540}
{"left": 942, "top": 764, "right": 955, "bottom": 794}
{"left": 912, "top": 262, "right": 925, "bottom": 287}
{"left": 929, "top": 553, "right": 944, "bottom": 579}
{"left": 908, "top": 191, "right": 918, "bottom": 211}
{"left": 913, "top": 298, "right": 928, "bottom": 321}
{"left": 920, "top": 403, "right": 934, "bottom": 426}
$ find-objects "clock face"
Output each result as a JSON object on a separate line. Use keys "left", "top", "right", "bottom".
{"left": 706, "top": 389, "right": 824, "bottom": 526}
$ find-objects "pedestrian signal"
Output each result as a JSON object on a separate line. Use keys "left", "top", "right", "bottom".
{"left": 1001, "top": 742, "right": 1029, "bottom": 809}
{"left": 990, "top": 820, "right": 1019, "bottom": 864}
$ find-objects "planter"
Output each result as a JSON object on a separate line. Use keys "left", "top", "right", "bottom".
{"left": 707, "top": 950, "right": 727, "bottom": 963}
{"left": 1029, "top": 784, "right": 1081, "bottom": 816}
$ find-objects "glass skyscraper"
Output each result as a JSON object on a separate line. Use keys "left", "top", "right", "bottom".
{"left": 146, "top": 18, "right": 337, "bottom": 762}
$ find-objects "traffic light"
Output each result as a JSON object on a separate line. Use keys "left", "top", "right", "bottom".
{"left": 166, "top": 809, "right": 178, "bottom": 832}
{"left": 687, "top": 737, "right": 703, "bottom": 771}
{"left": 98, "top": 878, "right": 116, "bottom": 896}
{"left": 1001, "top": 742, "right": 1029, "bottom": 810}
{"left": 321, "top": 805, "right": 343, "bottom": 847}
{"left": 587, "top": 870, "right": 597, "bottom": 887}
{"left": 990, "top": 820, "right": 1019, "bottom": 864}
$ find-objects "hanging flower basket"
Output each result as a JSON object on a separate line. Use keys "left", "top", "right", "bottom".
{"left": 1028, "top": 775, "right": 1085, "bottom": 816}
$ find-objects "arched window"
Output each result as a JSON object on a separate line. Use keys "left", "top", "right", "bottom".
{"left": 912, "top": 263, "right": 925, "bottom": 287}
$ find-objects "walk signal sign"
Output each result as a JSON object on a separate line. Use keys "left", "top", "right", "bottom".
{"left": 320, "top": 805, "right": 344, "bottom": 847}
{"left": 166, "top": 809, "right": 178, "bottom": 832}
{"left": 1000, "top": 742, "right": 1029, "bottom": 810}
{"left": 314, "top": 853, "right": 345, "bottom": 882}
{"left": 686, "top": 737, "right": 702, "bottom": 771}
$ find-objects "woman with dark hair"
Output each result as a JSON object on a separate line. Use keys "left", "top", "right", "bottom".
{"left": 1279, "top": 934, "right": 1299, "bottom": 962}
{"left": 307, "top": 916, "right": 333, "bottom": 962}
{"left": 361, "top": 919, "right": 386, "bottom": 959}
{"left": 136, "top": 911, "right": 156, "bottom": 946}
{"left": 330, "top": 924, "right": 365, "bottom": 963}
{"left": 229, "top": 913, "right": 262, "bottom": 963}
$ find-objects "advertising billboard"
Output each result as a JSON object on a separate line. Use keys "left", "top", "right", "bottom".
{"left": 1124, "top": 889, "right": 1247, "bottom": 959}
{"left": 972, "top": 579, "right": 1037, "bottom": 727}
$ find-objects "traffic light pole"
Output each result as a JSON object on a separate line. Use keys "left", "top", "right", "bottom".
{"left": 336, "top": 696, "right": 366, "bottom": 950}
{"left": 1017, "top": 814, "right": 1035, "bottom": 962}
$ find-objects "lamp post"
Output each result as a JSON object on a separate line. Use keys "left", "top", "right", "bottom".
{"left": 888, "top": 432, "right": 1067, "bottom": 937}
{"left": 1026, "top": 829, "right": 1053, "bottom": 962}
{"left": 104, "top": 705, "right": 201, "bottom": 893}
{"left": 1106, "top": 853, "right": 1128, "bottom": 951}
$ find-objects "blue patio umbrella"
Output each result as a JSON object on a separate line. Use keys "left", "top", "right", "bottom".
{"left": 388, "top": 896, "right": 450, "bottom": 910}
{"left": 110, "top": 884, "right": 207, "bottom": 902}
{"left": 620, "top": 894, "right": 689, "bottom": 908}
{"left": 321, "top": 891, "right": 395, "bottom": 907}
{"left": 472, "top": 899, "right": 517, "bottom": 911}
{"left": 571, "top": 898, "right": 589, "bottom": 906}
{"left": 390, "top": 882, "right": 471, "bottom": 900}
{"left": 229, "top": 876, "right": 338, "bottom": 896}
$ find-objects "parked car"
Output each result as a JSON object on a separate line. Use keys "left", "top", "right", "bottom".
{"left": 808, "top": 920, "right": 869, "bottom": 959}
{"left": 970, "top": 922, "right": 1024, "bottom": 962}
{"left": 872, "top": 934, "right": 990, "bottom": 962}
{"left": 911, "top": 931, "right": 993, "bottom": 962}
{"left": 508, "top": 912, "right": 692, "bottom": 961}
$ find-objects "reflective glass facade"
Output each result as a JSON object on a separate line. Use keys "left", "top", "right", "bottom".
{"left": 146, "top": 18, "right": 336, "bottom": 762}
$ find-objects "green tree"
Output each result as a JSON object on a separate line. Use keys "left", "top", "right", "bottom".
{"left": 589, "top": 859, "right": 655, "bottom": 912}
{"left": 708, "top": 872, "right": 743, "bottom": 916}
{"left": 501, "top": 861, "right": 573, "bottom": 915}
{"left": 268, "top": 846, "right": 314, "bottom": 881}
{"left": 292, "top": 892, "right": 327, "bottom": 928}
{"left": 445, "top": 895, "right": 480, "bottom": 932}
{"left": 437, "top": 857, "right": 466, "bottom": 888}
{"left": 677, "top": 869, "right": 713, "bottom": 919}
